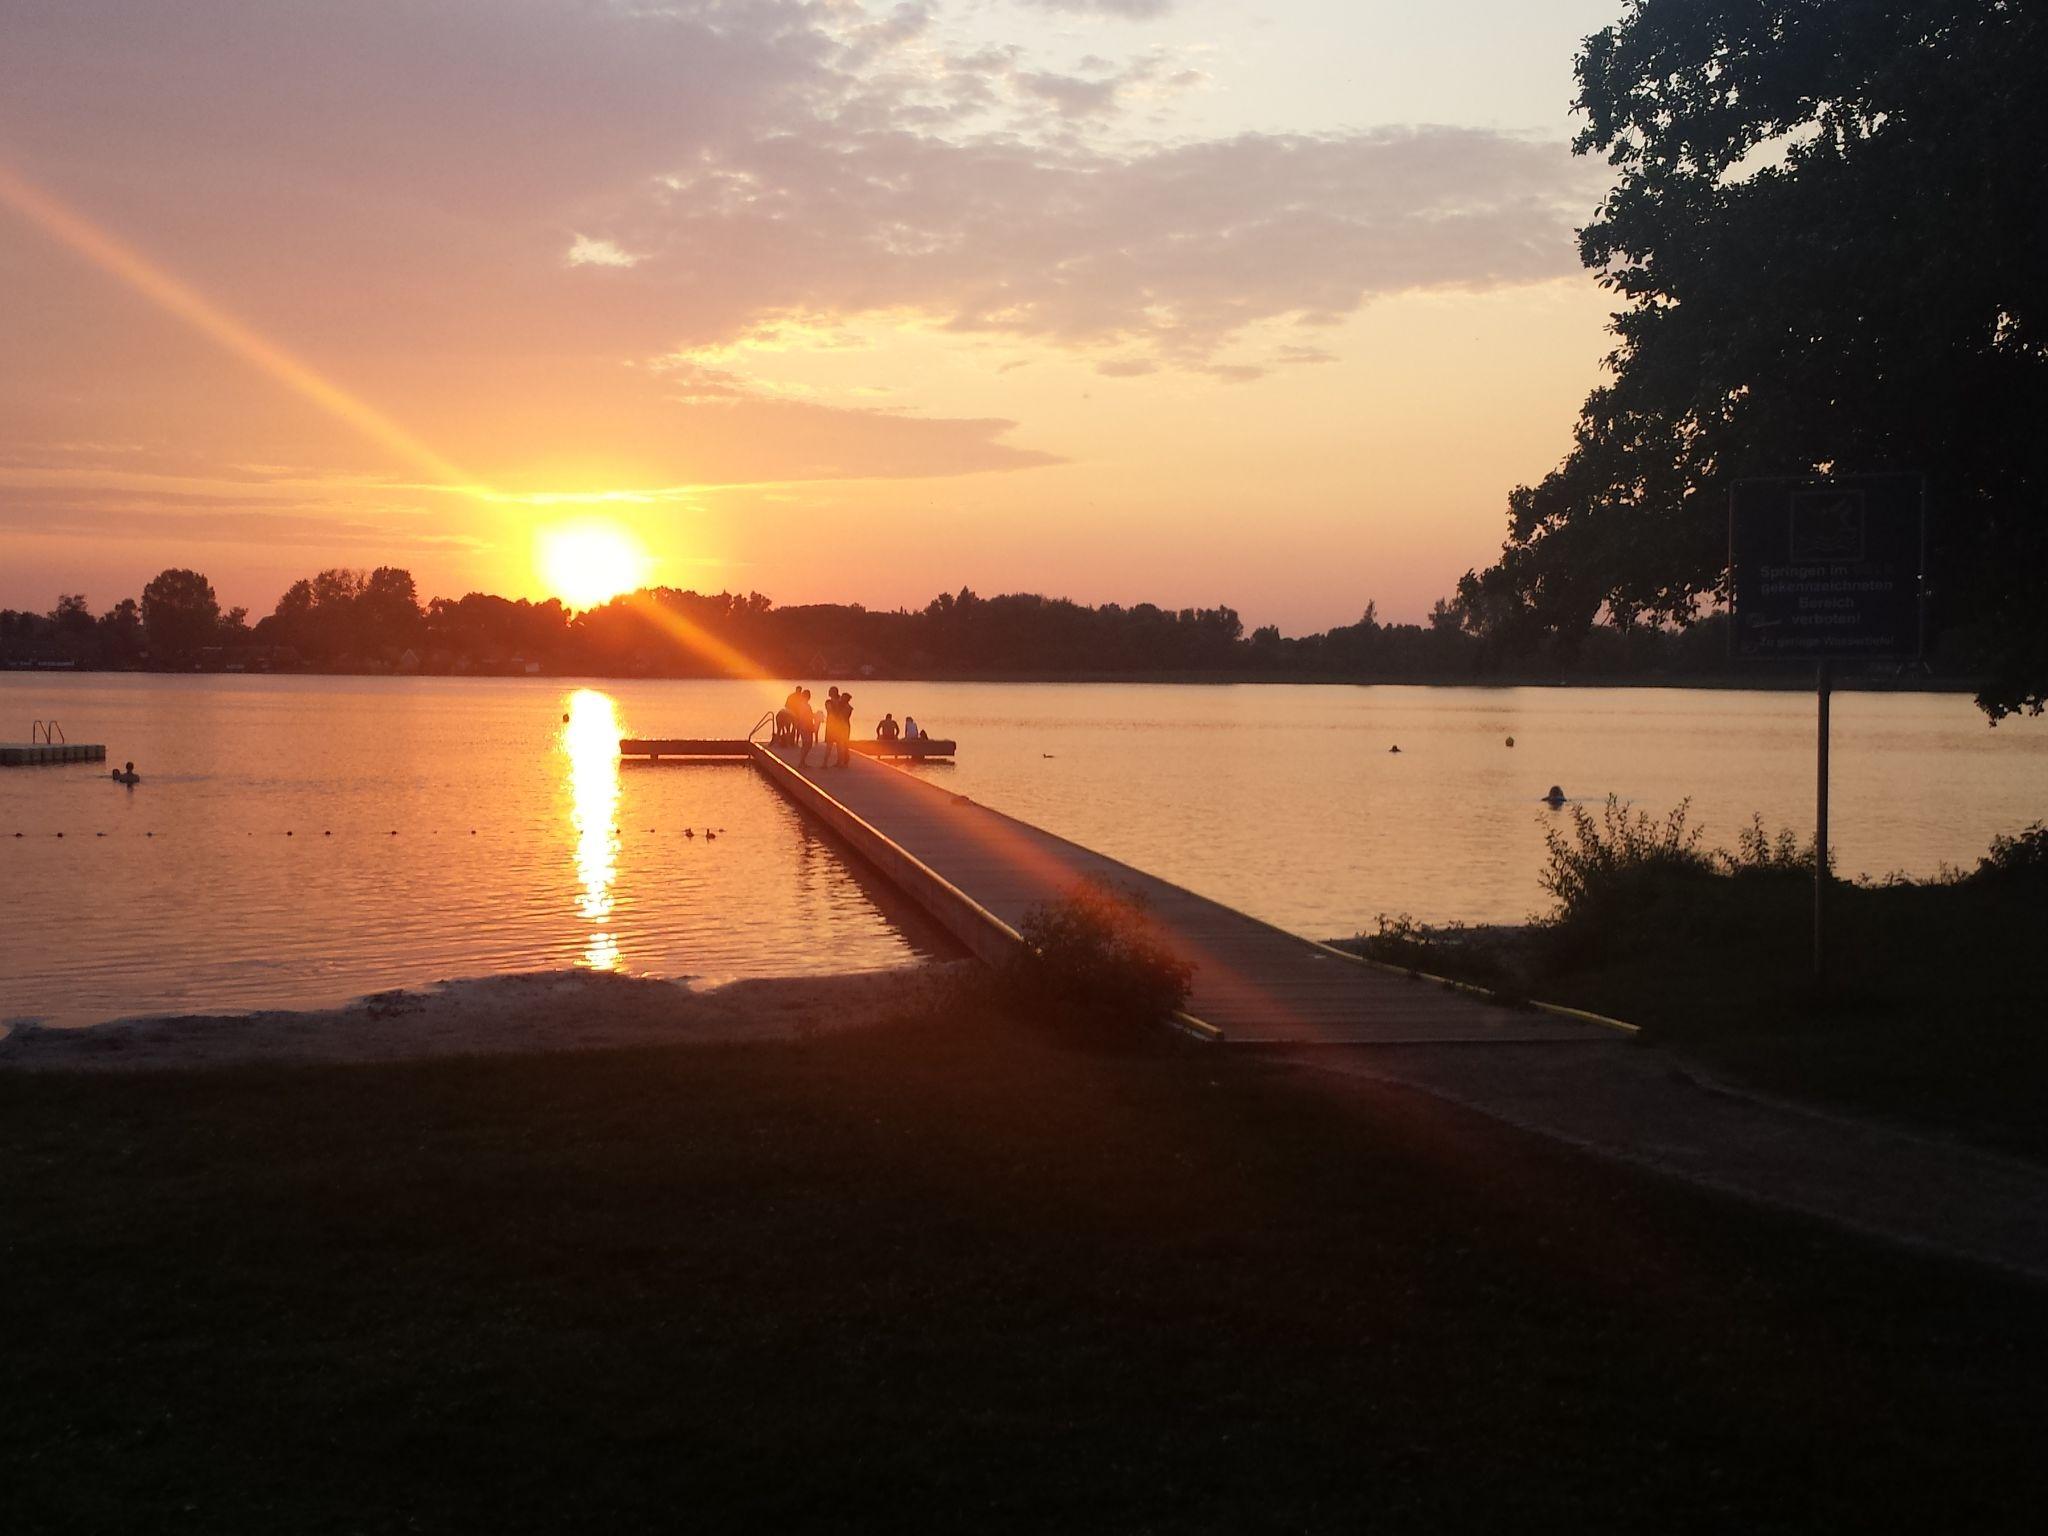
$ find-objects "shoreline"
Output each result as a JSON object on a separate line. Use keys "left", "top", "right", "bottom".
{"left": 0, "top": 963, "right": 969, "bottom": 1072}
{"left": 1, "top": 663, "right": 1991, "bottom": 694}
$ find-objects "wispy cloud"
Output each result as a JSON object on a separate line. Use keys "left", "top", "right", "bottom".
{"left": 565, "top": 234, "right": 642, "bottom": 269}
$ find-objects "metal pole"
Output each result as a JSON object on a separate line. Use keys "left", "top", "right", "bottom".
{"left": 1814, "top": 659, "right": 1832, "bottom": 984}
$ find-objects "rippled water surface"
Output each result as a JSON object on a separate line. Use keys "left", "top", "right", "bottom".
{"left": 4, "top": 674, "right": 2042, "bottom": 1026}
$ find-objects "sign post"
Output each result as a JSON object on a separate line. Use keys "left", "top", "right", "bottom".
{"left": 1729, "top": 475, "right": 1925, "bottom": 983}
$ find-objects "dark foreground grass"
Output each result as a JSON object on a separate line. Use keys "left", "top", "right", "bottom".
{"left": 5, "top": 1010, "right": 2046, "bottom": 1534}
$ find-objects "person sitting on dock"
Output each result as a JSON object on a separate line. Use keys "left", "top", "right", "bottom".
{"left": 876, "top": 713, "right": 900, "bottom": 748}
{"left": 902, "top": 715, "right": 921, "bottom": 743}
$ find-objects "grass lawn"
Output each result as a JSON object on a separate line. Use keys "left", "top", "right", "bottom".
{"left": 5, "top": 1006, "right": 2045, "bottom": 1533}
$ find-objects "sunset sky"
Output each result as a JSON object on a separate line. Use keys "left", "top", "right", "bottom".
{"left": 0, "top": 0, "right": 1623, "bottom": 631}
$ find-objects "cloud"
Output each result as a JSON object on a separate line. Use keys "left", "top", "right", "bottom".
{"left": 1095, "top": 359, "right": 1159, "bottom": 377}
{"left": 613, "top": 123, "right": 1599, "bottom": 369}
{"left": 565, "top": 235, "right": 642, "bottom": 269}
{"left": 1020, "top": 0, "right": 1177, "bottom": 17}
{"left": 0, "top": 493, "right": 481, "bottom": 552}
{"left": 1015, "top": 71, "right": 1124, "bottom": 119}
{"left": 0, "top": 0, "right": 1598, "bottom": 508}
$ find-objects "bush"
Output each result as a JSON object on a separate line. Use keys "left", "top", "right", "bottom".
{"left": 1356, "top": 913, "right": 1437, "bottom": 973}
{"left": 1724, "top": 814, "right": 1823, "bottom": 877}
{"left": 1972, "top": 822, "right": 2048, "bottom": 890}
{"left": 1009, "top": 880, "right": 1194, "bottom": 1032}
{"left": 1539, "top": 796, "right": 1715, "bottom": 924}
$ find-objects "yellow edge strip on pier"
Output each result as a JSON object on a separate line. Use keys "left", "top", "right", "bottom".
{"left": 1299, "top": 936, "right": 1642, "bottom": 1036}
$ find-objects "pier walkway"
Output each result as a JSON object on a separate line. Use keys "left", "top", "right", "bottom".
{"left": 747, "top": 742, "right": 1607, "bottom": 1046}
{"left": 742, "top": 741, "right": 2048, "bottom": 1278}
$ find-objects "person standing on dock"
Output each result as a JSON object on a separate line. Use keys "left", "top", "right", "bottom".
{"left": 794, "top": 688, "right": 818, "bottom": 765}
{"left": 820, "top": 687, "right": 850, "bottom": 768}
{"left": 832, "top": 691, "right": 855, "bottom": 769}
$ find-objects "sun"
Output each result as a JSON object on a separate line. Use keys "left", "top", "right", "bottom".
{"left": 537, "top": 520, "right": 652, "bottom": 609}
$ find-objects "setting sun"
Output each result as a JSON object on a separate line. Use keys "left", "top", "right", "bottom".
{"left": 536, "top": 520, "right": 651, "bottom": 610}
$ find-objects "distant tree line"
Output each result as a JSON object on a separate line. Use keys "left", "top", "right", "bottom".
{"left": 0, "top": 565, "right": 1979, "bottom": 687}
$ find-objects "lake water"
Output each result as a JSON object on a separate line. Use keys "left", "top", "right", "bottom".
{"left": 3, "top": 674, "right": 2042, "bottom": 1027}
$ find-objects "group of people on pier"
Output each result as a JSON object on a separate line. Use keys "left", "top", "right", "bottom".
{"left": 774, "top": 684, "right": 920, "bottom": 769}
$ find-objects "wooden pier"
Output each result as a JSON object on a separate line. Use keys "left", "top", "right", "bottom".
{"left": 1, "top": 742, "right": 106, "bottom": 767}
{"left": 743, "top": 741, "right": 1617, "bottom": 1046}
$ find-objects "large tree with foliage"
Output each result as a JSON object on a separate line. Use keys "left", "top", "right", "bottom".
{"left": 140, "top": 568, "right": 220, "bottom": 663}
{"left": 1460, "top": 0, "right": 2046, "bottom": 715}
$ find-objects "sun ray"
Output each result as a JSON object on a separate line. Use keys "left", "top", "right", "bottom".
{"left": 0, "top": 156, "right": 481, "bottom": 495}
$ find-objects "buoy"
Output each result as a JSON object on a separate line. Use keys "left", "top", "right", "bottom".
{"left": 55, "top": 832, "right": 64, "bottom": 838}
{"left": 146, "top": 832, "right": 153, "bottom": 838}
{"left": 324, "top": 830, "right": 332, "bottom": 836}
{"left": 96, "top": 831, "right": 105, "bottom": 838}
{"left": 1543, "top": 785, "right": 1566, "bottom": 807}
{"left": 1505, "top": 736, "right": 1515, "bottom": 748}
{"left": 1388, "top": 745, "right": 1401, "bottom": 754}
{"left": 562, "top": 712, "right": 570, "bottom": 723}
{"left": 286, "top": 830, "right": 294, "bottom": 837}
{"left": 705, "top": 830, "right": 717, "bottom": 841}
{"left": 389, "top": 830, "right": 398, "bottom": 836}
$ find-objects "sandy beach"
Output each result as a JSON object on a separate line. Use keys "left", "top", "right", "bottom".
{"left": 0, "top": 962, "right": 974, "bottom": 1072}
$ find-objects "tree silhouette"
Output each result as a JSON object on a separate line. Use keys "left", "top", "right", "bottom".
{"left": 140, "top": 569, "right": 220, "bottom": 662}
{"left": 1462, "top": 0, "right": 2048, "bottom": 716}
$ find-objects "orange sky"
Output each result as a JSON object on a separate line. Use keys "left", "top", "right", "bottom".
{"left": 0, "top": 1, "right": 1621, "bottom": 633}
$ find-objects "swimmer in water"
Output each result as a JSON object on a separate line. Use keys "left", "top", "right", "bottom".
{"left": 112, "top": 761, "right": 140, "bottom": 785}
{"left": 1543, "top": 784, "right": 1565, "bottom": 807}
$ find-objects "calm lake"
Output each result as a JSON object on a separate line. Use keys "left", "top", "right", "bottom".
{"left": 3, "top": 674, "right": 2042, "bottom": 1027}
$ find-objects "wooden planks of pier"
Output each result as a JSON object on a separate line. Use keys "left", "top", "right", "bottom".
{"left": 747, "top": 742, "right": 1611, "bottom": 1046}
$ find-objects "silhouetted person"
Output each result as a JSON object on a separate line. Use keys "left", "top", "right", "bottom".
{"left": 831, "top": 691, "right": 855, "bottom": 768}
{"left": 903, "top": 715, "right": 921, "bottom": 743}
{"left": 876, "top": 712, "right": 900, "bottom": 747}
{"left": 111, "top": 761, "right": 139, "bottom": 785}
{"left": 821, "top": 689, "right": 837, "bottom": 767}
{"left": 795, "top": 688, "right": 818, "bottom": 765}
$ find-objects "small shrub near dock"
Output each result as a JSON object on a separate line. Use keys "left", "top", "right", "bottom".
{"left": 1009, "top": 879, "right": 1193, "bottom": 1038}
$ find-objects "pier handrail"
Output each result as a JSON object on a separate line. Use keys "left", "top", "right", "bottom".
{"left": 32, "top": 719, "right": 66, "bottom": 744}
{"left": 746, "top": 709, "right": 776, "bottom": 742}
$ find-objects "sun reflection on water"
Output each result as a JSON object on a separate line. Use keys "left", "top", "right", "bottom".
{"left": 563, "top": 688, "right": 622, "bottom": 970}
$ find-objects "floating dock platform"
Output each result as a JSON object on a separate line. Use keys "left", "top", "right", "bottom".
{"left": 1, "top": 742, "right": 107, "bottom": 766}
{"left": 621, "top": 737, "right": 957, "bottom": 762}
